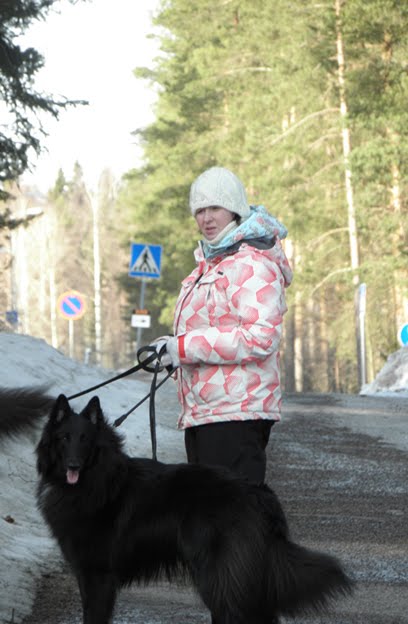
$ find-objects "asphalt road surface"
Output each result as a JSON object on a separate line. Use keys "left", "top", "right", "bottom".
{"left": 22, "top": 391, "right": 408, "bottom": 624}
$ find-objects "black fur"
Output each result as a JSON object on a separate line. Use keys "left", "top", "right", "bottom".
{"left": 18, "top": 389, "right": 351, "bottom": 623}
{"left": 0, "top": 386, "right": 52, "bottom": 440}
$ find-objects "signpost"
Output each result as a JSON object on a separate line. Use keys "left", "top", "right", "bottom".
{"left": 57, "top": 290, "right": 86, "bottom": 358}
{"left": 129, "top": 244, "right": 162, "bottom": 347}
{"left": 358, "top": 283, "right": 367, "bottom": 388}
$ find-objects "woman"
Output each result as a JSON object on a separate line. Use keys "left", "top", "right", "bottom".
{"left": 153, "top": 166, "right": 292, "bottom": 484}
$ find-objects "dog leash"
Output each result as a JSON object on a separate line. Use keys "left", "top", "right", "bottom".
{"left": 68, "top": 346, "right": 175, "bottom": 461}
{"left": 67, "top": 350, "right": 158, "bottom": 400}
{"left": 113, "top": 347, "right": 175, "bottom": 461}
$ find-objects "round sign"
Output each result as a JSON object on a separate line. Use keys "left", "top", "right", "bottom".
{"left": 57, "top": 290, "right": 86, "bottom": 320}
{"left": 398, "top": 323, "right": 408, "bottom": 346}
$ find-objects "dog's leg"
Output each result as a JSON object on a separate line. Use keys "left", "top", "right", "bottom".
{"left": 77, "top": 571, "right": 117, "bottom": 624}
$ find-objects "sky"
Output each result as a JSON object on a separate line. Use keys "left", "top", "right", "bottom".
{"left": 20, "top": 0, "right": 161, "bottom": 194}
{"left": 0, "top": 332, "right": 407, "bottom": 622}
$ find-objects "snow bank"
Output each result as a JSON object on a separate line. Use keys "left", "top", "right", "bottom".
{"left": 361, "top": 347, "right": 408, "bottom": 397}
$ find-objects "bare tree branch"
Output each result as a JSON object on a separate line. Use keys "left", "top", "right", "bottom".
{"left": 310, "top": 266, "right": 353, "bottom": 296}
{"left": 268, "top": 108, "right": 340, "bottom": 147}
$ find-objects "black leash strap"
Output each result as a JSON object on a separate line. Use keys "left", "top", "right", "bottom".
{"left": 113, "top": 368, "right": 173, "bottom": 428}
{"left": 148, "top": 353, "right": 162, "bottom": 461}
{"left": 114, "top": 345, "right": 174, "bottom": 462}
{"left": 67, "top": 345, "right": 175, "bottom": 462}
{"left": 67, "top": 352, "right": 158, "bottom": 400}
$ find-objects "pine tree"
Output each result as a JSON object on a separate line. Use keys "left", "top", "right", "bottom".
{"left": 0, "top": 0, "right": 86, "bottom": 202}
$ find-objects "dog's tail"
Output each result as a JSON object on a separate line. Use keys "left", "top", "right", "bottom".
{"left": 0, "top": 386, "right": 53, "bottom": 440}
{"left": 267, "top": 538, "right": 353, "bottom": 616}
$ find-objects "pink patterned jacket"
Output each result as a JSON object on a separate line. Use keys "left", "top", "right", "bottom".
{"left": 173, "top": 238, "right": 293, "bottom": 429}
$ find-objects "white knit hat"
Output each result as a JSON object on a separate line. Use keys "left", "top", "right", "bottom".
{"left": 189, "top": 167, "right": 251, "bottom": 220}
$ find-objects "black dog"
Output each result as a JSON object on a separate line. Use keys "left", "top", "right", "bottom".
{"left": 32, "top": 390, "right": 353, "bottom": 623}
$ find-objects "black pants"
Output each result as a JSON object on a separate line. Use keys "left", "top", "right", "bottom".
{"left": 184, "top": 419, "right": 274, "bottom": 485}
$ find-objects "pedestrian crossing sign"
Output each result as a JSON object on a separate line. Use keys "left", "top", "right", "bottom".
{"left": 129, "top": 243, "right": 162, "bottom": 279}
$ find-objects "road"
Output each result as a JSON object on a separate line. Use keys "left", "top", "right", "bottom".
{"left": 22, "top": 390, "right": 408, "bottom": 624}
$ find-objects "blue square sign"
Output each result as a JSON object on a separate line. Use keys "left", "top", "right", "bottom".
{"left": 129, "top": 243, "right": 162, "bottom": 279}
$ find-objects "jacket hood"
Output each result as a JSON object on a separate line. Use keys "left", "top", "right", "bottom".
{"left": 195, "top": 205, "right": 293, "bottom": 287}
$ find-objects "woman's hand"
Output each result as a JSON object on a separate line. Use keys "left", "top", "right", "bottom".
{"left": 150, "top": 336, "right": 180, "bottom": 368}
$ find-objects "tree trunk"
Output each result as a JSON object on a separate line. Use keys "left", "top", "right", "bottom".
{"left": 334, "top": 0, "right": 363, "bottom": 387}
{"left": 334, "top": 0, "right": 359, "bottom": 281}
{"left": 388, "top": 133, "right": 408, "bottom": 334}
{"left": 319, "top": 293, "right": 330, "bottom": 392}
{"left": 89, "top": 190, "right": 102, "bottom": 366}
{"left": 294, "top": 291, "right": 303, "bottom": 392}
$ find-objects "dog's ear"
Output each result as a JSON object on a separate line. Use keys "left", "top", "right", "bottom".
{"left": 37, "top": 395, "right": 70, "bottom": 477}
{"left": 51, "top": 394, "right": 71, "bottom": 424}
{"left": 83, "top": 396, "right": 103, "bottom": 425}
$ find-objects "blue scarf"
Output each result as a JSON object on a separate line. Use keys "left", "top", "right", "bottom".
{"left": 201, "top": 205, "right": 288, "bottom": 259}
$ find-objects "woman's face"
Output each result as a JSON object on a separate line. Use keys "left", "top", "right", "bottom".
{"left": 195, "top": 206, "right": 235, "bottom": 240}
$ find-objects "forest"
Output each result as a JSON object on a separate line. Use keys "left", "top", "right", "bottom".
{"left": 1, "top": 0, "right": 407, "bottom": 394}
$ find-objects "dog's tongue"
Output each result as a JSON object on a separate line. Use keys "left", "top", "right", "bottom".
{"left": 67, "top": 469, "right": 79, "bottom": 485}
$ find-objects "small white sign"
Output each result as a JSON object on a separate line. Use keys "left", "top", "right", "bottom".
{"left": 131, "top": 314, "right": 151, "bottom": 328}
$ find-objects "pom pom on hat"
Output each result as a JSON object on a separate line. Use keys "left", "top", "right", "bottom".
{"left": 189, "top": 167, "right": 250, "bottom": 220}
